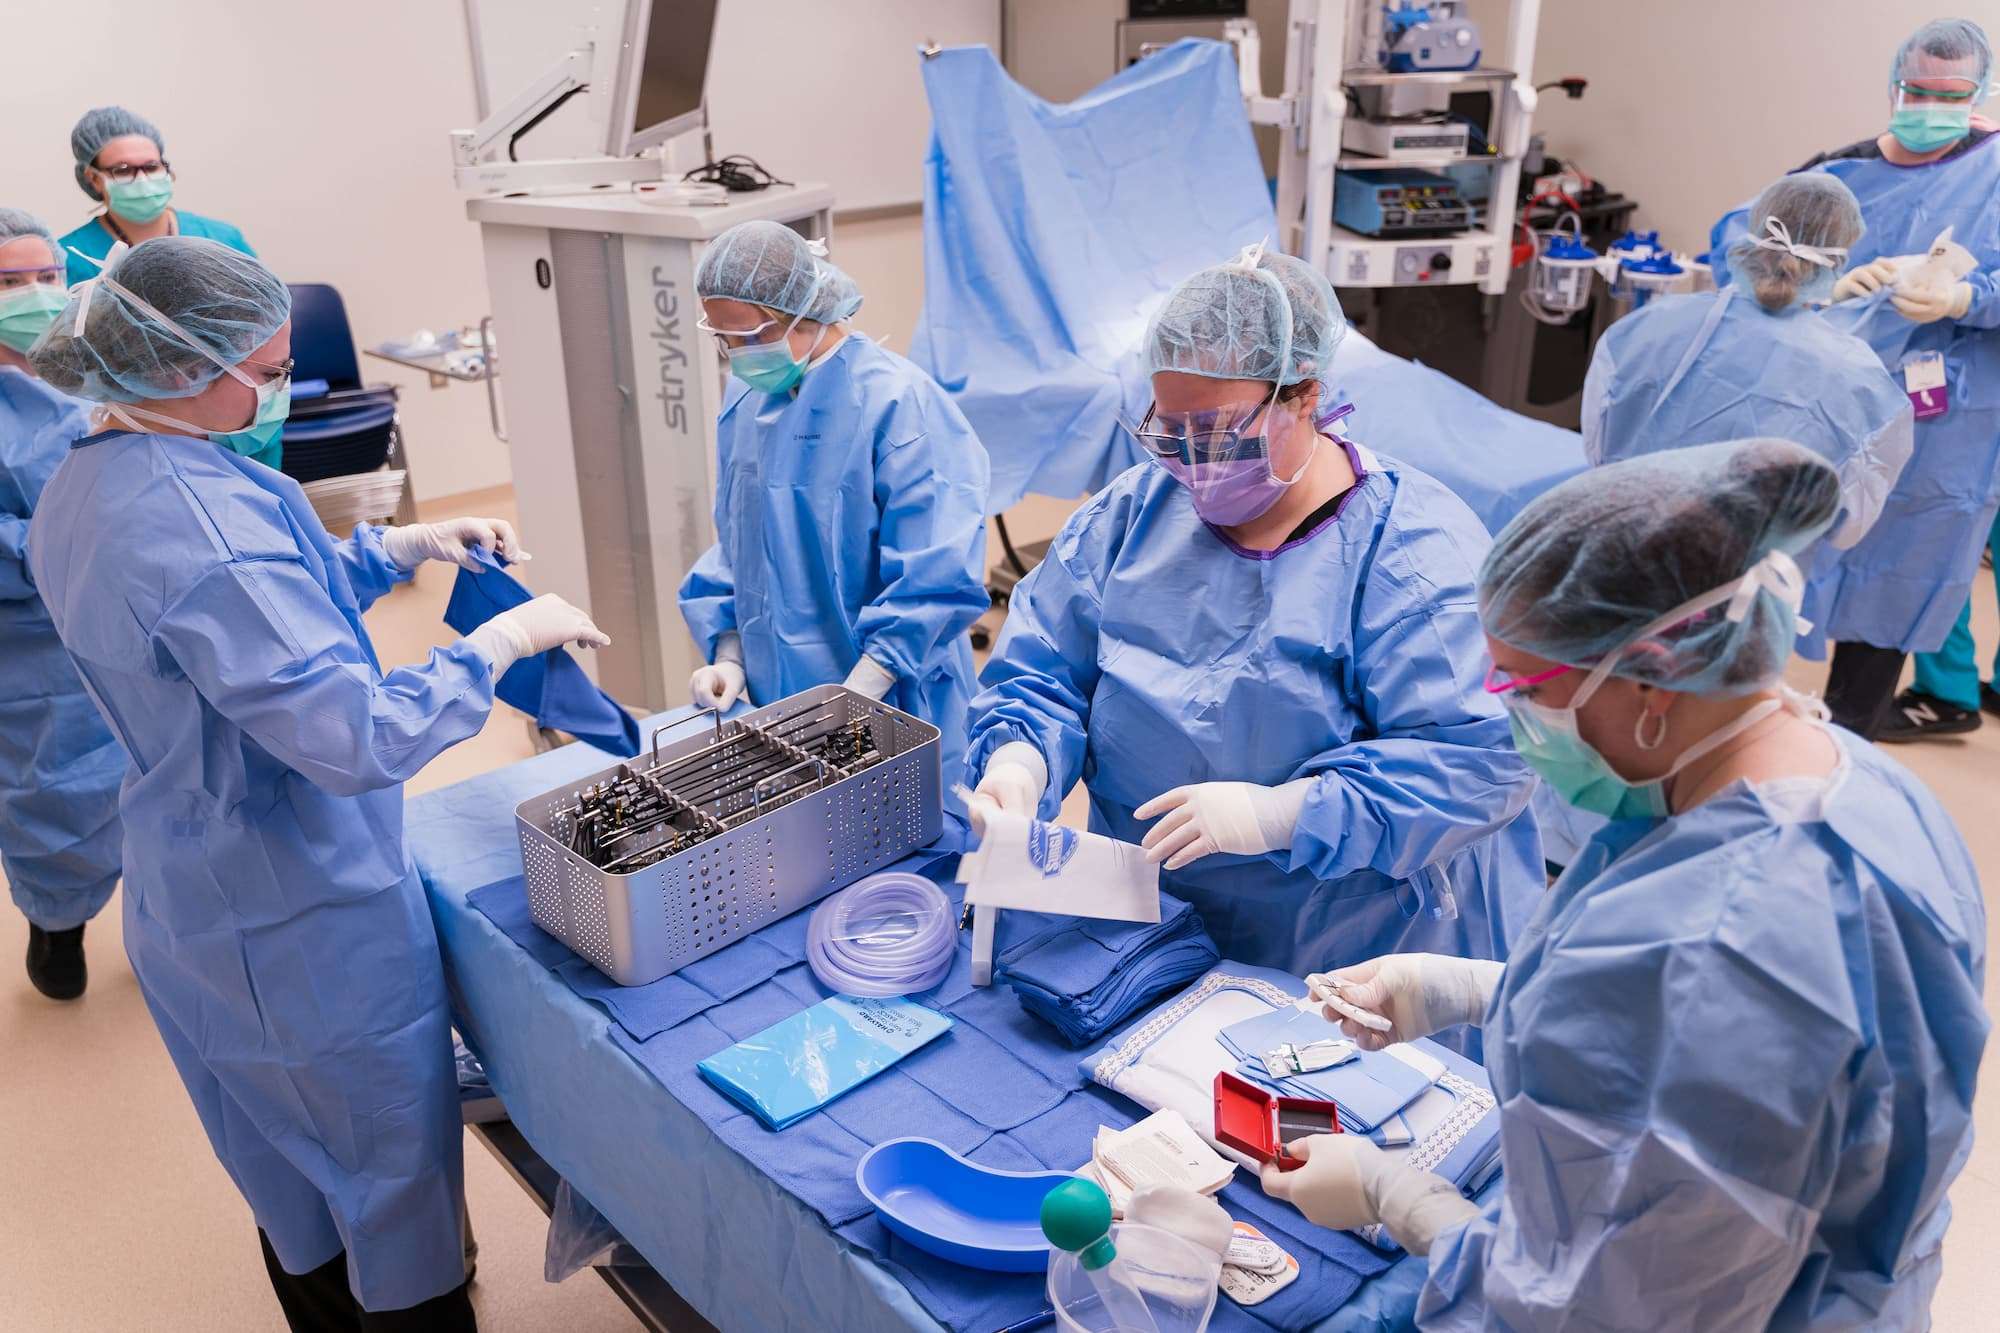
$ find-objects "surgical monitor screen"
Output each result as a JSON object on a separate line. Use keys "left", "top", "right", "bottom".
{"left": 630, "top": 0, "right": 717, "bottom": 145}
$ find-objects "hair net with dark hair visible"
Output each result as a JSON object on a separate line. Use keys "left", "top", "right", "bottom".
{"left": 694, "top": 220, "right": 862, "bottom": 323}
{"left": 1726, "top": 174, "right": 1865, "bottom": 310}
{"left": 1144, "top": 246, "right": 1347, "bottom": 391}
{"left": 1893, "top": 18, "right": 1992, "bottom": 94}
{"left": 70, "top": 105, "right": 165, "bottom": 199}
{"left": 1479, "top": 438, "right": 1842, "bottom": 696}
{"left": 30, "top": 236, "right": 290, "bottom": 403}
{"left": 0, "top": 208, "right": 64, "bottom": 268}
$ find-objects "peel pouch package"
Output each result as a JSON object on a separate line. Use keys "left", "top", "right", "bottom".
{"left": 959, "top": 810, "right": 1161, "bottom": 922}
{"left": 697, "top": 995, "right": 953, "bottom": 1130}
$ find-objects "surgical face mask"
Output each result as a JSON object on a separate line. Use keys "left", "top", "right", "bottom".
{"left": 1888, "top": 106, "right": 1972, "bottom": 152}
{"left": 725, "top": 311, "right": 817, "bottom": 394}
{"left": 210, "top": 371, "right": 291, "bottom": 457}
{"left": 1487, "top": 550, "right": 1810, "bottom": 818}
{"left": 104, "top": 174, "right": 174, "bottom": 225}
{"left": 1135, "top": 390, "right": 1316, "bottom": 526}
{"left": 109, "top": 362, "right": 290, "bottom": 459}
{"left": 0, "top": 282, "right": 69, "bottom": 353}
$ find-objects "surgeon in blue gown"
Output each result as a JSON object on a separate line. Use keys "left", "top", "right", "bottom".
{"left": 1588, "top": 174, "right": 1913, "bottom": 657}
{"left": 679, "top": 221, "right": 990, "bottom": 805}
{"left": 1712, "top": 18, "right": 2000, "bottom": 741}
{"left": 964, "top": 249, "right": 1542, "bottom": 1025}
{"left": 28, "top": 237, "right": 606, "bottom": 1327}
{"left": 1264, "top": 440, "right": 1987, "bottom": 1330}
{"left": 0, "top": 208, "right": 124, "bottom": 1001}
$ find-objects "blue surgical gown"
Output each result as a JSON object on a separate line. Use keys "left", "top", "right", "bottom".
{"left": 0, "top": 368, "right": 124, "bottom": 930}
{"left": 965, "top": 447, "right": 1544, "bottom": 1030}
{"left": 1712, "top": 136, "right": 2000, "bottom": 653}
{"left": 28, "top": 429, "right": 496, "bottom": 1312}
{"left": 1582, "top": 287, "right": 1914, "bottom": 659}
{"left": 1421, "top": 730, "right": 1988, "bottom": 1330}
{"left": 57, "top": 209, "right": 256, "bottom": 287}
{"left": 678, "top": 335, "right": 990, "bottom": 799}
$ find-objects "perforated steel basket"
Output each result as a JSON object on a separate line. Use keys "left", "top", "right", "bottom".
{"left": 515, "top": 685, "right": 942, "bottom": 986}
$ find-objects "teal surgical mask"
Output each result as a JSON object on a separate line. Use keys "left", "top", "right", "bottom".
{"left": 0, "top": 283, "right": 69, "bottom": 353}
{"left": 1888, "top": 106, "right": 1972, "bottom": 152}
{"left": 1503, "top": 687, "right": 1784, "bottom": 820}
{"left": 105, "top": 174, "right": 174, "bottom": 225}
{"left": 210, "top": 372, "right": 291, "bottom": 457}
{"left": 1493, "top": 549, "right": 1811, "bottom": 819}
{"left": 727, "top": 334, "right": 810, "bottom": 394}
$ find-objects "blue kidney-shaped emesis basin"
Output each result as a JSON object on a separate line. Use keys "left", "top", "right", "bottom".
{"left": 856, "top": 1137, "right": 1077, "bottom": 1272}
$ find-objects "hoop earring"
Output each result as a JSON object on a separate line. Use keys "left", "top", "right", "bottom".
{"left": 1634, "top": 709, "right": 1669, "bottom": 751}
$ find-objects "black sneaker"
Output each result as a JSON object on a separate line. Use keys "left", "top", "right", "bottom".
{"left": 1982, "top": 683, "right": 2000, "bottom": 719}
{"left": 26, "top": 923, "right": 86, "bottom": 1000}
{"left": 1877, "top": 689, "right": 1982, "bottom": 743}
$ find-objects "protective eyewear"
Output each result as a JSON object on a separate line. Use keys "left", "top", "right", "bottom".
{"left": 0, "top": 265, "right": 66, "bottom": 289}
{"left": 241, "top": 356, "right": 294, "bottom": 390}
{"left": 1892, "top": 79, "right": 1982, "bottom": 104}
{"left": 94, "top": 159, "right": 173, "bottom": 183}
{"left": 1482, "top": 662, "right": 1574, "bottom": 696}
{"left": 695, "top": 312, "right": 785, "bottom": 354}
{"left": 1126, "top": 392, "right": 1284, "bottom": 466}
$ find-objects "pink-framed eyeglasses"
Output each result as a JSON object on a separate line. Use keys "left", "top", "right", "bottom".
{"left": 1483, "top": 662, "right": 1574, "bottom": 695}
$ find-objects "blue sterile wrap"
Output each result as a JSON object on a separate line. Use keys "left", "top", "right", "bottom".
{"left": 1217, "top": 1005, "right": 1434, "bottom": 1133}
{"left": 698, "top": 995, "right": 954, "bottom": 1129}
{"left": 443, "top": 548, "right": 641, "bottom": 756}
{"left": 991, "top": 893, "right": 1220, "bottom": 1046}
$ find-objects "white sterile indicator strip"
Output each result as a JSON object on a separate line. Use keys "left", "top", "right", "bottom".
{"left": 1305, "top": 973, "right": 1394, "bottom": 1033}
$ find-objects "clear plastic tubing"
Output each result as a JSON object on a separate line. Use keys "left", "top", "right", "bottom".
{"left": 806, "top": 872, "right": 956, "bottom": 997}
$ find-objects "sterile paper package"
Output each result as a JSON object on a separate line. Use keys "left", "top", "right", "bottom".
{"left": 958, "top": 810, "right": 1161, "bottom": 923}
{"left": 1082, "top": 963, "right": 1500, "bottom": 1252}
{"left": 696, "top": 995, "right": 952, "bottom": 1130}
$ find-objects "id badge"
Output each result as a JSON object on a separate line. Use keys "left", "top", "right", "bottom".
{"left": 1903, "top": 351, "right": 1949, "bottom": 421}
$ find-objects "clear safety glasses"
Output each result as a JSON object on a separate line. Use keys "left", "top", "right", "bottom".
{"left": 696, "top": 312, "right": 790, "bottom": 355}
{"left": 0, "top": 265, "right": 66, "bottom": 290}
{"left": 1893, "top": 78, "right": 1983, "bottom": 107}
{"left": 1125, "top": 390, "right": 1291, "bottom": 466}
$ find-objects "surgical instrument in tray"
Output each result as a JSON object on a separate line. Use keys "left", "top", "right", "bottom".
{"left": 516, "top": 685, "right": 944, "bottom": 985}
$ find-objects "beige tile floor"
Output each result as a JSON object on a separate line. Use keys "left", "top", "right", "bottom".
{"left": 4, "top": 484, "right": 1997, "bottom": 1330}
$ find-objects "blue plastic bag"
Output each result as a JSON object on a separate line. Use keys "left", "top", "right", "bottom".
{"left": 697, "top": 995, "right": 954, "bottom": 1130}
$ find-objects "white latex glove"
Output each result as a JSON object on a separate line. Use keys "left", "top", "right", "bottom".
{"left": 1261, "top": 1135, "right": 1477, "bottom": 1255}
{"left": 842, "top": 653, "right": 896, "bottom": 701}
{"left": 1831, "top": 258, "right": 1897, "bottom": 302}
{"left": 966, "top": 741, "right": 1047, "bottom": 836}
{"left": 461, "top": 594, "right": 608, "bottom": 676}
{"left": 1307, "top": 953, "right": 1504, "bottom": 1052}
{"left": 1135, "top": 779, "right": 1314, "bottom": 871}
{"left": 381, "top": 517, "right": 528, "bottom": 572}
{"left": 689, "top": 661, "right": 747, "bottom": 711}
{"left": 1891, "top": 281, "right": 1973, "bottom": 324}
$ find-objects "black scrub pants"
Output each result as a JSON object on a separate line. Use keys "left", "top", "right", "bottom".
{"left": 1823, "top": 640, "right": 1906, "bottom": 739}
{"left": 260, "top": 1231, "right": 477, "bottom": 1333}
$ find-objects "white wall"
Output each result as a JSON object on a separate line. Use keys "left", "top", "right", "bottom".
{"left": 1529, "top": 0, "right": 1948, "bottom": 251}
{"left": 0, "top": 1, "right": 508, "bottom": 501}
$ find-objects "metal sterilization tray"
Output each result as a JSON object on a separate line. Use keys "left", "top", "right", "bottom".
{"left": 515, "top": 684, "right": 942, "bottom": 985}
